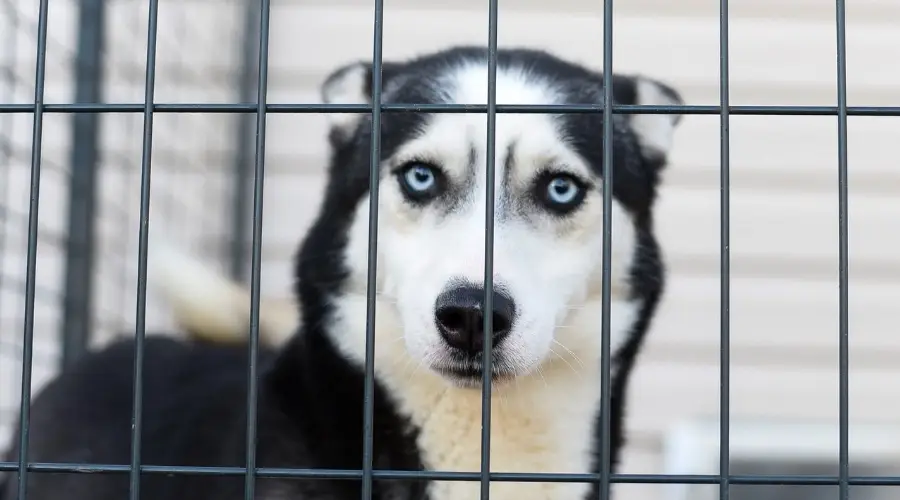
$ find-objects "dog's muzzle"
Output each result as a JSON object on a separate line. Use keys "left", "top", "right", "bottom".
{"left": 430, "top": 282, "right": 517, "bottom": 383}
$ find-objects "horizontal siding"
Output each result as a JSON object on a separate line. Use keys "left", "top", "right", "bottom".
{"left": 317, "top": 0, "right": 900, "bottom": 22}
{"left": 652, "top": 275, "right": 900, "bottom": 352}
{"left": 627, "top": 362, "right": 900, "bottom": 438}
{"left": 263, "top": 4, "right": 899, "bottom": 106}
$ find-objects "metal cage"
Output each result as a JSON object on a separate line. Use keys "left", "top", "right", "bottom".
{"left": 0, "top": 0, "right": 895, "bottom": 499}
{"left": 0, "top": 0, "right": 253, "bottom": 453}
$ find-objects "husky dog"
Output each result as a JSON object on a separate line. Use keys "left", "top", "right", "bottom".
{"left": 0, "top": 46, "right": 683, "bottom": 500}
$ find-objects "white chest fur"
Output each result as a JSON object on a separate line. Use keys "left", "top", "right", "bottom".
{"left": 331, "top": 293, "right": 639, "bottom": 500}
{"left": 398, "top": 363, "right": 603, "bottom": 500}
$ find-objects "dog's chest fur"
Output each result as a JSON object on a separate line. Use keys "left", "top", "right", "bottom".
{"left": 380, "top": 361, "right": 604, "bottom": 500}
{"left": 320, "top": 291, "right": 642, "bottom": 500}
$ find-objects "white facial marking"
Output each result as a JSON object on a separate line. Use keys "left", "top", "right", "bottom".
{"left": 325, "top": 61, "right": 660, "bottom": 500}
{"left": 630, "top": 77, "right": 682, "bottom": 158}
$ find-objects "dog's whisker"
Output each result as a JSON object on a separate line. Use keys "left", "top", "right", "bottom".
{"left": 548, "top": 345, "right": 581, "bottom": 375}
{"left": 403, "top": 359, "right": 426, "bottom": 387}
{"left": 551, "top": 339, "right": 586, "bottom": 369}
{"left": 535, "top": 365, "right": 550, "bottom": 389}
{"left": 493, "top": 383, "right": 510, "bottom": 416}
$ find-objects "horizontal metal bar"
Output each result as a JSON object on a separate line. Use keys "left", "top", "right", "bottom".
{"left": 0, "top": 103, "right": 899, "bottom": 116}
{"left": 0, "top": 462, "right": 899, "bottom": 486}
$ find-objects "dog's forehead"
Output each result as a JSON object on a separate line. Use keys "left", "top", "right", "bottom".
{"left": 444, "top": 62, "right": 561, "bottom": 106}
{"left": 391, "top": 62, "right": 594, "bottom": 179}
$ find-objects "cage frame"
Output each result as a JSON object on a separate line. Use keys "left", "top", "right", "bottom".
{"left": 0, "top": 0, "right": 870, "bottom": 499}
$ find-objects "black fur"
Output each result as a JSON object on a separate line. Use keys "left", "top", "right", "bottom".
{"left": 1, "top": 46, "right": 680, "bottom": 500}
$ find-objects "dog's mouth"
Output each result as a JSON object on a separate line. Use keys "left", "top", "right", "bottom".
{"left": 429, "top": 351, "right": 518, "bottom": 388}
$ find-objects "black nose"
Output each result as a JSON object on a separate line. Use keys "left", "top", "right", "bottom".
{"left": 434, "top": 284, "right": 516, "bottom": 354}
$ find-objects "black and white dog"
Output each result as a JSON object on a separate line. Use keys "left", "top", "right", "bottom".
{"left": 1, "top": 46, "right": 683, "bottom": 500}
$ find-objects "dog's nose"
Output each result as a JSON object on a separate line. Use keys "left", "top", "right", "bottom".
{"left": 434, "top": 284, "right": 516, "bottom": 354}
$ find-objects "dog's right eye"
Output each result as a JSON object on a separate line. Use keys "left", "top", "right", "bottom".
{"left": 396, "top": 162, "right": 443, "bottom": 202}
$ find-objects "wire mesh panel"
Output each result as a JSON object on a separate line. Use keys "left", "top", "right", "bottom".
{"left": 0, "top": 0, "right": 249, "bottom": 453}
{"left": 0, "top": 0, "right": 84, "bottom": 453}
{"left": 4, "top": 0, "right": 900, "bottom": 500}
{"left": 94, "top": 0, "right": 246, "bottom": 342}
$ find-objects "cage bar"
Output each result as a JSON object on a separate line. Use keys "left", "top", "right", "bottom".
{"left": 2, "top": 103, "right": 900, "bottom": 116}
{"left": 60, "top": 0, "right": 106, "bottom": 368}
{"left": 717, "top": 0, "right": 731, "bottom": 499}
{"left": 127, "top": 1, "right": 162, "bottom": 499}
{"left": 4, "top": 459, "right": 900, "bottom": 486}
{"left": 0, "top": 0, "right": 873, "bottom": 498}
{"left": 359, "top": 0, "right": 386, "bottom": 496}
{"left": 478, "top": 0, "right": 500, "bottom": 497}
{"left": 14, "top": 0, "right": 51, "bottom": 498}
{"left": 242, "top": 0, "right": 273, "bottom": 499}
{"left": 835, "top": 0, "right": 850, "bottom": 499}
{"left": 598, "top": 0, "right": 616, "bottom": 498}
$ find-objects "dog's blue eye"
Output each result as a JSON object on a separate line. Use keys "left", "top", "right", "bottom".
{"left": 404, "top": 165, "right": 436, "bottom": 192}
{"left": 397, "top": 162, "right": 443, "bottom": 202}
{"left": 546, "top": 176, "right": 581, "bottom": 205}
{"left": 536, "top": 172, "right": 588, "bottom": 215}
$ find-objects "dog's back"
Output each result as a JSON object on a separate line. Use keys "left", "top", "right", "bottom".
{"left": 1, "top": 336, "right": 274, "bottom": 500}
{"left": 0, "top": 242, "right": 296, "bottom": 500}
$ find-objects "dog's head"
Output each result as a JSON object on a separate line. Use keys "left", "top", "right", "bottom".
{"left": 296, "top": 47, "right": 682, "bottom": 389}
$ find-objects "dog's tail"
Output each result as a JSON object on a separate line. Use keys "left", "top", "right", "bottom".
{"left": 149, "top": 239, "right": 298, "bottom": 347}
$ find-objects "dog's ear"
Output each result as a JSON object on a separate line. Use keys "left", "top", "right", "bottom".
{"left": 320, "top": 60, "right": 401, "bottom": 141}
{"left": 611, "top": 74, "right": 684, "bottom": 162}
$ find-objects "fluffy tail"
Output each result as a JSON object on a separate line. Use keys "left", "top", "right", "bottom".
{"left": 148, "top": 239, "right": 298, "bottom": 348}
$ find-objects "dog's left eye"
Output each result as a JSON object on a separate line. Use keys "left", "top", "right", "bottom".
{"left": 397, "top": 162, "right": 443, "bottom": 202}
{"left": 537, "top": 173, "right": 587, "bottom": 213}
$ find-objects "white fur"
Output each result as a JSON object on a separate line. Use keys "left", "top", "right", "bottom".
{"left": 321, "top": 62, "right": 370, "bottom": 136}
{"left": 148, "top": 239, "right": 298, "bottom": 347}
{"left": 630, "top": 77, "right": 681, "bottom": 158}
{"left": 327, "top": 63, "right": 649, "bottom": 500}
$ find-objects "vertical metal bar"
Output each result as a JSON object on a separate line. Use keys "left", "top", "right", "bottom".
{"left": 361, "top": 0, "right": 385, "bottom": 496}
{"left": 243, "top": 0, "right": 272, "bottom": 498}
{"left": 479, "top": 0, "right": 500, "bottom": 497}
{"left": 128, "top": 1, "right": 161, "bottom": 498}
{"left": 227, "top": 0, "right": 261, "bottom": 282}
{"left": 835, "top": 0, "right": 849, "bottom": 498}
{"left": 599, "top": 0, "right": 614, "bottom": 497}
{"left": 61, "top": 0, "right": 106, "bottom": 368}
{"left": 718, "top": 0, "right": 731, "bottom": 499}
{"left": 14, "top": 0, "right": 50, "bottom": 498}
